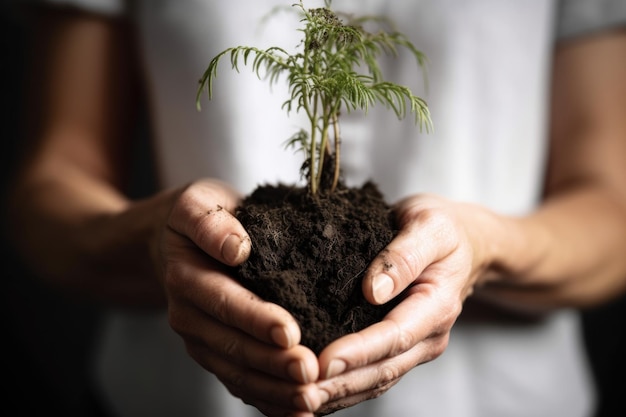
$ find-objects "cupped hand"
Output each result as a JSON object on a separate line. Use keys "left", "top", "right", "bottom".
{"left": 316, "top": 194, "right": 495, "bottom": 413}
{"left": 153, "top": 179, "right": 323, "bottom": 416}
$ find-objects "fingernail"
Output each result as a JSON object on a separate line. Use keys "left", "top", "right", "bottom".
{"left": 270, "top": 325, "right": 292, "bottom": 348}
{"left": 288, "top": 360, "right": 308, "bottom": 383}
{"left": 372, "top": 273, "right": 394, "bottom": 304}
{"left": 221, "top": 234, "right": 244, "bottom": 264}
{"left": 319, "top": 388, "right": 330, "bottom": 404}
{"left": 293, "top": 393, "right": 313, "bottom": 412}
{"left": 325, "top": 359, "right": 346, "bottom": 379}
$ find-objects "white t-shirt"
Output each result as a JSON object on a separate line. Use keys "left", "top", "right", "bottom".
{"left": 38, "top": 1, "right": 606, "bottom": 416}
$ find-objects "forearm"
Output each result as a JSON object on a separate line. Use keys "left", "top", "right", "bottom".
{"left": 9, "top": 162, "right": 173, "bottom": 308}
{"left": 481, "top": 184, "right": 626, "bottom": 310}
{"left": 5, "top": 11, "right": 171, "bottom": 308}
{"left": 477, "top": 30, "right": 626, "bottom": 312}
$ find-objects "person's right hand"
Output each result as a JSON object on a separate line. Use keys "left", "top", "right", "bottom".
{"left": 152, "top": 179, "right": 323, "bottom": 417}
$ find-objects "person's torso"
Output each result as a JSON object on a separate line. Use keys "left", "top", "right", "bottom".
{"left": 95, "top": 1, "right": 595, "bottom": 416}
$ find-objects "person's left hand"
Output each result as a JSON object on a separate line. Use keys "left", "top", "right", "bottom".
{"left": 314, "top": 193, "right": 494, "bottom": 414}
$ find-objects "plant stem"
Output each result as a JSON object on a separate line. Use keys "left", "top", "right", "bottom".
{"left": 331, "top": 111, "right": 340, "bottom": 193}
{"left": 309, "top": 93, "right": 320, "bottom": 195}
{"left": 316, "top": 108, "right": 330, "bottom": 193}
{"left": 198, "top": 1, "right": 432, "bottom": 198}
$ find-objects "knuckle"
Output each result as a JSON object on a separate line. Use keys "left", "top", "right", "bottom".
{"left": 161, "top": 260, "right": 184, "bottom": 289}
{"left": 375, "top": 246, "right": 422, "bottom": 289}
{"left": 429, "top": 297, "right": 462, "bottom": 337}
{"left": 394, "top": 327, "right": 417, "bottom": 355}
{"left": 207, "top": 288, "right": 236, "bottom": 325}
{"left": 325, "top": 380, "right": 351, "bottom": 400}
{"left": 170, "top": 183, "right": 230, "bottom": 242}
{"left": 385, "top": 210, "right": 461, "bottom": 283}
{"left": 170, "top": 184, "right": 199, "bottom": 221}
{"left": 369, "top": 380, "right": 396, "bottom": 400}
{"left": 230, "top": 370, "right": 247, "bottom": 390}
{"left": 377, "top": 364, "right": 401, "bottom": 387}
{"left": 392, "top": 248, "right": 423, "bottom": 284}
{"left": 384, "top": 319, "right": 417, "bottom": 357}
{"left": 431, "top": 334, "right": 450, "bottom": 359}
{"left": 223, "top": 371, "right": 248, "bottom": 399}
{"left": 450, "top": 298, "right": 464, "bottom": 321}
{"left": 160, "top": 260, "right": 192, "bottom": 305}
{"left": 422, "top": 208, "right": 458, "bottom": 241}
{"left": 221, "top": 335, "right": 243, "bottom": 359}
{"left": 166, "top": 305, "right": 185, "bottom": 334}
{"left": 424, "top": 332, "right": 450, "bottom": 364}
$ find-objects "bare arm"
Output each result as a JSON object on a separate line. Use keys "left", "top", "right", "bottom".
{"left": 360, "top": 29, "right": 626, "bottom": 312}
{"left": 8, "top": 10, "right": 322, "bottom": 415}
{"left": 8, "top": 9, "right": 170, "bottom": 307}
{"left": 479, "top": 28, "right": 626, "bottom": 309}
{"left": 316, "top": 28, "right": 626, "bottom": 413}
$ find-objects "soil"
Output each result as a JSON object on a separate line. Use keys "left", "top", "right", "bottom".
{"left": 235, "top": 179, "right": 398, "bottom": 355}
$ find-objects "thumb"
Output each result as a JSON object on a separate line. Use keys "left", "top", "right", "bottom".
{"left": 363, "top": 199, "right": 455, "bottom": 305}
{"left": 168, "top": 180, "right": 251, "bottom": 266}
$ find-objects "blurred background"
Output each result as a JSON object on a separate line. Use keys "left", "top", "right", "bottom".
{"left": 0, "top": 4, "right": 106, "bottom": 416}
{"left": 0, "top": 3, "right": 154, "bottom": 416}
{"left": 0, "top": 9, "right": 106, "bottom": 413}
{"left": 1, "top": 3, "right": 624, "bottom": 417}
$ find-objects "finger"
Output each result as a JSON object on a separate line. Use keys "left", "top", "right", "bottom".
{"left": 218, "top": 365, "right": 320, "bottom": 415}
{"left": 255, "top": 401, "right": 316, "bottom": 417}
{"left": 363, "top": 200, "right": 458, "bottom": 304}
{"left": 174, "top": 303, "right": 318, "bottom": 383}
{"left": 169, "top": 180, "right": 251, "bottom": 266}
{"left": 250, "top": 399, "right": 316, "bottom": 417}
{"left": 317, "top": 333, "right": 449, "bottom": 407}
{"left": 317, "top": 379, "right": 399, "bottom": 416}
{"left": 165, "top": 243, "right": 301, "bottom": 348}
{"left": 319, "top": 286, "right": 459, "bottom": 379}
{"left": 191, "top": 342, "right": 322, "bottom": 414}
{"left": 317, "top": 333, "right": 448, "bottom": 410}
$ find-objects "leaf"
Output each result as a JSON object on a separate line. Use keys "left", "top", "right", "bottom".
{"left": 197, "top": 0, "right": 433, "bottom": 195}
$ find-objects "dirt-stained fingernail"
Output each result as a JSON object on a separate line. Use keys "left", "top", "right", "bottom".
{"left": 324, "top": 359, "right": 346, "bottom": 379}
{"left": 287, "top": 360, "right": 308, "bottom": 383}
{"left": 221, "top": 234, "right": 247, "bottom": 264}
{"left": 372, "top": 273, "right": 394, "bottom": 304}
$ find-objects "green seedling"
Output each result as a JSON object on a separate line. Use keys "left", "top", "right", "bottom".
{"left": 197, "top": 0, "right": 432, "bottom": 195}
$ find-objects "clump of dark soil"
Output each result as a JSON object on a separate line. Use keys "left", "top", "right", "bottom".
{"left": 236, "top": 180, "right": 398, "bottom": 355}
